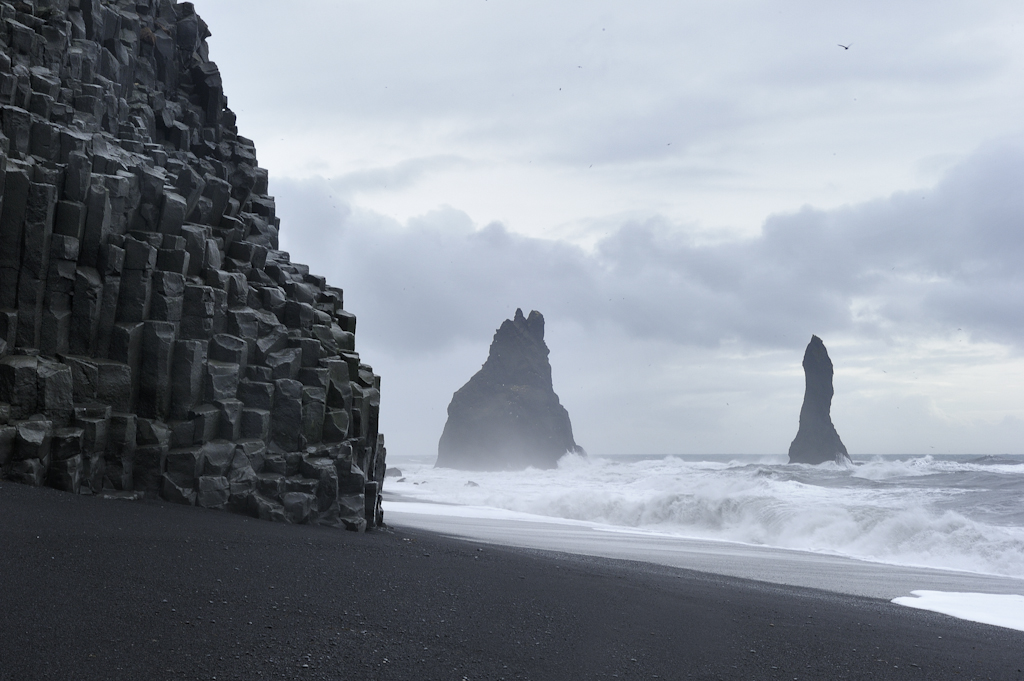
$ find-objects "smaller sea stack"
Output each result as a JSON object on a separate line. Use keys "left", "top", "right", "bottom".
{"left": 437, "top": 309, "right": 583, "bottom": 471}
{"left": 788, "top": 335, "right": 851, "bottom": 465}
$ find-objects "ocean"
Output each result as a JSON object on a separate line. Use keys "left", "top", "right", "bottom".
{"left": 383, "top": 453, "right": 1024, "bottom": 580}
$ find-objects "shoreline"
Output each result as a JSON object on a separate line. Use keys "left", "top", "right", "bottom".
{"left": 2, "top": 481, "right": 1022, "bottom": 680}
{"left": 384, "top": 497, "right": 1024, "bottom": 601}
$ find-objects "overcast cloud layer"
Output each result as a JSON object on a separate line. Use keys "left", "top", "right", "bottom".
{"left": 278, "top": 143, "right": 1024, "bottom": 354}
{"left": 201, "top": 0, "right": 1024, "bottom": 236}
{"left": 191, "top": 1, "right": 1024, "bottom": 456}
{"left": 275, "top": 143, "right": 1024, "bottom": 455}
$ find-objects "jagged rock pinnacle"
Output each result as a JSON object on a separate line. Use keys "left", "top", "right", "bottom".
{"left": 436, "top": 309, "right": 583, "bottom": 471}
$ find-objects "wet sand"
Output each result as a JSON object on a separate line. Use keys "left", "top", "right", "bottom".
{"left": 1, "top": 481, "right": 1022, "bottom": 680}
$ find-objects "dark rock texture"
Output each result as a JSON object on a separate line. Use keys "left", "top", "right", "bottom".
{"left": 437, "top": 309, "right": 582, "bottom": 470}
{"left": 0, "top": 0, "right": 385, "bottom": 529}
{"left": 788, "top": 335, "right": 851, "bottom": 465}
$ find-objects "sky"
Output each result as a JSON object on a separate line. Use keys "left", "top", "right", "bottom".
{"left": 195, "top": 1, "right": 1024, "bottom": 457}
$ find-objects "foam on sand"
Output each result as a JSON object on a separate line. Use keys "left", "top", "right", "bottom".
{"left": 892, "top": 591, "right": 1024, "bottom": 632}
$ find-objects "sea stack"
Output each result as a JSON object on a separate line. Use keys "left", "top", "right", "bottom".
{"left": 437, "top": 309, "right": 583, "bottom": 471}
{"left": 787, "top": 335, "right": 851, "bottom": 465}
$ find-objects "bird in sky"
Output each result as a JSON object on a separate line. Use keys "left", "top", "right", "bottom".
{"left": 838, "top": 43, "right": 852, "bottom": 50}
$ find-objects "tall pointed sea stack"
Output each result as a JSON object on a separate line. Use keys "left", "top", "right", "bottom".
{"left": 437, "top": 309, "right": 582, "bottom": 471}
{"left": 788, "top": 335, "right": 851, "bottom": 465}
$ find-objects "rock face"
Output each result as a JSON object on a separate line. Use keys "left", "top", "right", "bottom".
{"left": 437, "top": 309, "right": 582, "bottom": 470}
{"left": 0, "top": 0, "right": 385, "bottom": 529}
{"left": 788, "top": 335, "right": 850, "bottom": 465}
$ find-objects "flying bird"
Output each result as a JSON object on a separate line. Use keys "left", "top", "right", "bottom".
{"left": 838, "top": 43, "right": 852, "bottom": 50}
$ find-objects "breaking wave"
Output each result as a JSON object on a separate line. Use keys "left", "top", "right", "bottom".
{"left": 386, "top": 453, "right": 1024, "bottom": 578}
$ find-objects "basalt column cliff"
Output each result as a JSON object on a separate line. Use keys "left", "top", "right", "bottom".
{"left": 437, "top": 309, "right": 583, "bottom": 471}
{"left": 787, "top": 335, "right": 850, "bottom": 465}
{"left": 0, "top": 0, "right": 385, "bottom": 529}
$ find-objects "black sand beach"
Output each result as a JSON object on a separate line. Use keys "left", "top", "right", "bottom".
{"left": 1, "top": 482, "right": 1021, "bottom": 681}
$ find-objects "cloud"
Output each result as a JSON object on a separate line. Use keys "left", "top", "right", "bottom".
{"left": 267, "top": 140, "right": 1024, "bottom": 456}
{"left": 329, "top": 156, "right": 471, "bottom": 196}
{"left": 204, "top": 0, "right": 1024, "bottom": 169}
{"left": 277, "top": 141, "right": 1024, "bottom": 357}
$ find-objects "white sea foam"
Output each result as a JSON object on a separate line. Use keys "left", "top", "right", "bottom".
{"left": 892, "top": 591, "right": 1024, "bottom": 632}
{"left": 385, "top": 500, "right": 595, "bottom": 526}
{"left": 385, "top": 454, "right": 1024, "bottom": 578}
{"left": 851, "top": 455, "right": 1024, "bottom": 481}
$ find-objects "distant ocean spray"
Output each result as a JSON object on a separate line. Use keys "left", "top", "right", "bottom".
{"left": 385, "top": 453, "right": 1024, "bottom": 579}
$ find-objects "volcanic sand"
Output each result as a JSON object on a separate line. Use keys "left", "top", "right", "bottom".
{"left": 1, "top": 481, "right": 1021, "bottom": 680}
